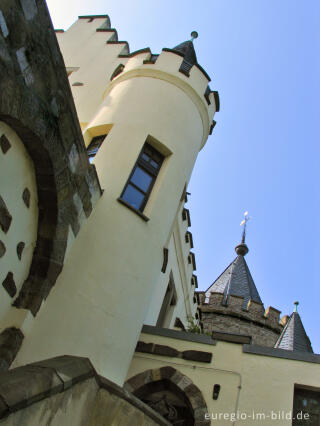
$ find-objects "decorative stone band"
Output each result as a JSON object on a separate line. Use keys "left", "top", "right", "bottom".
{"left": 136, "top": 341, "right": 213, "bottom": 363}
{"left": 243, "top": 344, "right": 320, "bottom": 364}
{"left": 211, "top": 331, "right": 252, "bottom": 345}
{"left": 0, "top": 355, "right": 170, "bottom": 425}
{"left": 142, "top": 324, "right": 217, "bottom": 346}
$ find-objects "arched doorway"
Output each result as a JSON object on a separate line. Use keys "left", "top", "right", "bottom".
{"left": 125, "top": 366, "right": 210, "bottom": 425}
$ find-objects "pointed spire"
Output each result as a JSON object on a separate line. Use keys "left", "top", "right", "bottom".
{"left": 235, "top": 211, "right": 250, "bottom": 256}
{"left": 173, "top": 31, "right": 198, "bottom": 66}
{"left": 274, "top": 303, "right": 313, "bottom": 353}
{"left": 205, "top": 211, "right": 262, "bottom": 308}
{"left": 205, "top": 254, "right": 262, "bottom": 308}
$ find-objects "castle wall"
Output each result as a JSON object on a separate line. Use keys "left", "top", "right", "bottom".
{"left": 127, "top": 327, "right": 320, "bottom": 425}
{"left": 198, "top": 292, "right": 282, "bottom": 347}
{"left": 201, "top": 312, "right": 280, "bottom": 347}
{"left": 56, "top": 17, "right": 130, "bottom": 128}
{"left": 144, "top": 201, "right": 198, "bottom": 328}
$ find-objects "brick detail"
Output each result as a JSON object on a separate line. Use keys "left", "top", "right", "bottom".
{"left": 199, "top": 290, "right": 283, "bottom": 347}
{"left": 0, "top": 328, "right": 24, "bottom": 371}
{"left": 182, "top": 350, "right": 212, "bottom": 363}
{"left": 2, "top": 272, "right": 17, "bottom": 298}
{"left": 125, "top": 367, "right": 210, "bottom": 425}
{"left": 0, "top": 134, "right": 11, "bottom": 154}
{"left": 16, "top": 242, "right": 25, "bottom": 260}
{"left": 22, "top": 188, "right": 30, "bottom": 208}
{"left": 0, "top": 0, "right": 102, "bottom": 315}
{"left": 135, "top": 341, "right": 212, "bottom": 363}
{"left": 0, "top": 241, "right": 5, "bottom": 258}
{"left": 0, "top": 195, "right": 12, "bottom": 234}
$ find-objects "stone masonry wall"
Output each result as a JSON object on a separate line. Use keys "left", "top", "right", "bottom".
{"left": 0, "top": 355, "right": 169, "bottom": 426}
{"left": 198, "top": 291, "right": 283, "bottom": 347}
{"left": 201, "top": 312, "right": 280, "bottom": 347}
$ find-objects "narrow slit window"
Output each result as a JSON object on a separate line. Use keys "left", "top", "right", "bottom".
{"left": 121, "top": 143, "right": 164, "bottom": 212}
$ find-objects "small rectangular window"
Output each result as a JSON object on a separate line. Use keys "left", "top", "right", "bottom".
{"left": 120, "top": 143, "right": 164, "bottom": 212}
{"left": 293, "top": 387, "right": 320, "bottom": 425}
{"left": 156, "top": 274, "right": 177, "bottom": 328}
{"left": 87, "top": 135, "right": 107, "bottom": 163}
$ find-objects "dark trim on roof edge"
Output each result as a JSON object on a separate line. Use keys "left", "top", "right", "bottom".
{"left": 162, "top": 48, "right": 185, "bottom": 58}
{"left": 79, "top": 15, "right": 109, "bottom": 19}
{"left": 54, "top": 29, "right": 64, "bottom": 33}
{"left": 141, "top": 324, "right": 216, "bottom": 346}
{"left": 213, "top": 91, "right": 220, "bottom": 111}
{"left": 243, "top": 344, "right": 320, "bottom": 364}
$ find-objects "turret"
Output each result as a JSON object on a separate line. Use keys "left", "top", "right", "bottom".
{"left": 198, "top": 213, "right": 283, "bottom": 347}
{"left": 13, "top": 18, "right": 219, "bottom": 386}
{"left": 274, "top": 302, "right": 313, "bottom": 353}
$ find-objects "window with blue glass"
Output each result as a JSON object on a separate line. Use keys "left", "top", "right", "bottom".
{"left": 121, "top": 143, "right": 164, "bottom": 212}
{"left": 87, "top": 135, "right": 107, "bottom": 163}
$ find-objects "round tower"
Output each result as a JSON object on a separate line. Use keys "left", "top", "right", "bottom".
{"left": 14, "top": 26, "right": 219, "bottom": 386}
{"left": 198, "top": 234, "right": 284, "bottom": 347}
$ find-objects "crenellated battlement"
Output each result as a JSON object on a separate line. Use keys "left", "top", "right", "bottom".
{"left": 56, "top": 15, "right": 218, "bottom": 142}
{"left": 197, "top": 290, "right": 283, "bottom": 334}
{"left": 105, "top": 48, "right": 218, "bottom": 148}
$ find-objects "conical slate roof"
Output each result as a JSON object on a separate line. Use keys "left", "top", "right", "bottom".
{"left": 274, "top": 312, "right": 313, "bottom": 353}
{"left": 173, "top": 40, "right": 197, "bottom": 66}
{"left": 205, "top": 254, "right": 262, "bottom": 308}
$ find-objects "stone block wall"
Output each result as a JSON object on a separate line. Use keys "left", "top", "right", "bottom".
{"left": 0, "top": 355, "right": 169, "bottom": 426}
{"left": 201, "top": 312, "right": 280, "bottom": 347}
{"left": 197, "top": 291, "right": 283, "bottom": 347}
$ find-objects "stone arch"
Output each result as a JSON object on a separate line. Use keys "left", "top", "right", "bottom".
{"left": 125, "top": 366, "right": 210, "bottom": 425}
{"left": 0, "top": 2, "right": 101, "bottom": 316}
{"left": 0, "top": 113, "right": 68, "bottom": 315}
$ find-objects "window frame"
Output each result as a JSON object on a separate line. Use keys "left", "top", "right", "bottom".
{"left": 120, "top": 142, "right": 164, "bottom": 213}
{"left": 86, "top": 134, "right": 107, "bottom": 162}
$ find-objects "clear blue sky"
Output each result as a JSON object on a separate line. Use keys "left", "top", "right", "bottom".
{"left": 47, "top": 0, "right": 320, "bottom": 352}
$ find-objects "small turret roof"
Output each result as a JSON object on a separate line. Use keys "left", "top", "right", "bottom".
{"left": 173, "top": 40, "right": 197, "bottom": 66}
{"left": 205, "top": 254, "right": 262, "bottom": 308}
{"left": 274, "top": 311, "right": 313, "bottom": 353}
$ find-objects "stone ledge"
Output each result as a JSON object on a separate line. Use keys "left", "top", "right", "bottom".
{"left": 142, "top": 324, "right": 217, "bottom": 346}
{"left": 0, "top": 355, "right": 94, "bottom": 419}
{"left": 212, "top": 331, "right": 252, "bottom": 345}
{"left": 0, "top": 355, "right": 170, "bottom": 424}
{"left": 243, "top": 344, "right": 320, "bottom": 364}
{"left": 136, "top": 341, "right": 213, "bottom": 363}
{"left": 97, "top": 375, "right": 171, "bottom": 426}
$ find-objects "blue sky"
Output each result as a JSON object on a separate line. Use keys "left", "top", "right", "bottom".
{"left": 47, "top": 0, "right": 320, "bottom": 352}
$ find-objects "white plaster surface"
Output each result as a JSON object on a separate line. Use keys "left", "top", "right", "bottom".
{"left": 0, "top": 121, "right": 38, "bottom": 326}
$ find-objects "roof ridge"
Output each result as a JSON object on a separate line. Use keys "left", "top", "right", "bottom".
{"left": 204, "top": 256, "right": 237, "bottom": 293}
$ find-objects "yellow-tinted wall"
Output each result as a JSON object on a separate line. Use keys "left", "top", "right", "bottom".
{"left": 128, "top": 331, "right": 320, "bottom": 425}
{"left": 12, "top": 17, "right": 216, "bottom": 386}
